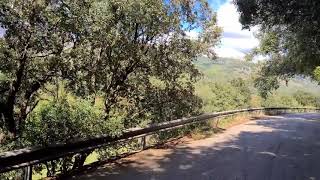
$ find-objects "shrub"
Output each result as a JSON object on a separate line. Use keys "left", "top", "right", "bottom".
{"left": 262, "top": 94, "right": 301, "bottom": 107}
{"left": 24, "top": 97, "right": 105, "bottom": 145}
{"left": 22, "top": 96, "right": 121, "bottom": 176}
{"left": 293, "top": 90, "right": 319, "bottom": 107}
{"left": 197, "top": 78, "right": 251, "bottom": 112}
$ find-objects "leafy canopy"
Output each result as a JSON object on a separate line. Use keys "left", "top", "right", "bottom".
{"left": 0, "top": 0, "right": 221, "bottom": 136}
{"left": 234, "top": 0, "right": 320, "bottom": 96}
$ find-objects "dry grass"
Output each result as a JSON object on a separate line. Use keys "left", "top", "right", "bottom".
{"left": 190, "top": 128, "right": 208, "bottom": 140}
{"left": 189, "top": 112, "right": 267, "bottom": 140}
{"left": 217, "top": 112, "right": 267, "bottom": 129}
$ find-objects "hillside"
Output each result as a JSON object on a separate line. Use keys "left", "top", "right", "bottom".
{"left": 195, "top": 57, "right": 320, "bottom": 97}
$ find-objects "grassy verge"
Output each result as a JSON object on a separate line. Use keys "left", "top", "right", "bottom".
{"left": 189, "top": 111, "right": 266, "bottom": 140}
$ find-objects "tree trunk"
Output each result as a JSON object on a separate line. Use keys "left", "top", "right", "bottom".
{"left": 5, "top": 54, "right": 28, "bottom": 136}
{"left": 72, "top": 151, "right": 92, "bottom": 170}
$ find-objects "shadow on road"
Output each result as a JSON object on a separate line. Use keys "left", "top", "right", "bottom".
{"left": 70, "top": 113, "right": 320, "bottom": 180}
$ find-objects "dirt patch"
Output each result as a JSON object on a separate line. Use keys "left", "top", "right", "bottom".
{"left": 217, "top": 113, "right": 272, "bottom": 129}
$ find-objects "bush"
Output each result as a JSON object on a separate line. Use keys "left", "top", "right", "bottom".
{"left": 197, "top": 78, "right": 251, "bottom": 112}
{"left": 293, "top": 90, "right": 320, "bottom": 107}
{"left": 262, "top": 94, "right": 301, "bottom": 107}
{"left": 249, "top": 95, "right": 263, "bottom": 107}
{"left": 24, "top": 97, "right": 105, "bottom": 145}
{"left": 22, "top": 96, "right": 122, "bottom": 176}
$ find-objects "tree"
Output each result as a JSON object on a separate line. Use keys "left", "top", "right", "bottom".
{"left": 234, "top": 0, "right": 320, "bottom": 95}
{"left": 0, "top": 0, "right": 221, "bottom": 138}
{"left": 0, "top": 0, "right": 92, "bottom": 136}
{"left": 200, "top": 78, "right": 251, "bottom": 112}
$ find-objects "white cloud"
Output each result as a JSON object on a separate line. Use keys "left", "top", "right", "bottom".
{"left": 215, "top": 0, "right": 259, "bottom": 59}
{"left": 185, "top": 30, "right": 199, "bottom": 40}
{"left": 0, "top": 28, "right": 5, "bottom": 37}
{"left": 215, "top": 47, "right": 246, "bottom": 58}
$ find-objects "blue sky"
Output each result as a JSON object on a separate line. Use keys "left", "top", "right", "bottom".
{"left": 208, "top": 0, "right": 228, "bottom": 10}
{"left": 0, "top": 28, "right": 4, "bottom": 37}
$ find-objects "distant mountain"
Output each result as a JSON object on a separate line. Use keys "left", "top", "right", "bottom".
{"left": 194, "top": 57, "right": 255, "bottom": 82}
{"left": 195, "top": 57, "right": 320, "bottom": 96}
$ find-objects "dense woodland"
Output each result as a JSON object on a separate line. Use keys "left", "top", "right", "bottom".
{"left": 195, "top": 57, "right": 320, "bottom": 112}
{"left": 0, "top": 0, "right": 320, "bottom": 179}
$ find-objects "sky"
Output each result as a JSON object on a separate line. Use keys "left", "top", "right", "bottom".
{"left": 0, "top": 28, "right": 4, "bottom": 37}
{"left": 210, "top": 0, "right": 259, "bottom": 59}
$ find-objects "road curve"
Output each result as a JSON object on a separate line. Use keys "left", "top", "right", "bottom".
{"left": 71, "top": 113, "right": 320, "bottom": 180}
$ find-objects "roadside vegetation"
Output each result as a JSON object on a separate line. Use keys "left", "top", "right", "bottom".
{"left": 3, "top": 58, "right": 319, "bottom": 180}
{"left": 1, "top": 0, "right": 320, "bottom": 179}
{"left": 196, "top": 57, "right": 320, "bottom": 113}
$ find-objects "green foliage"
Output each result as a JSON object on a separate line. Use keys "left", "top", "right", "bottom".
{"left": 24, "top": 97, "right": 106, "bottom": 146}
{"left": 261, "top": 90, "right": 320, "bottom": 108}
{"left": 194, "top": 57, "right": 320, "bottom": 97}
{"left": 22, "top": 96, "right": 111, "bottom": 176}
{"left": 230, "top": 78, "right": 251, "bottom": 102}
{"left": 234, "top": 0, "right": 320, "bottom": 94}
{"left": 195, "top": 57, "right": 254, "bottom": 82}
{"left": 293, "top": 91, "right": 320, "bottom": 107}
{"left": 0, "top": 2, "right": 219, "bottom": 176}
{"left": 314, "top": 66, "right": 320, "bottom": 83}
{"left": 3, "top": 0, "right": 320, "bottom": 177}
{"left": 0, "top": 0, "right": 221, "bottom": 137}
{"left": 138, "top": 85, "right": 202, "bottom": 124}
{"left": 195, "top": 57, "right": 320, "bottom": 109}
{"left": 249, "top": 95, "right": 263, "bottom": 107}
{"left": 254, "top": 75, "right": 280, "bottom": 99}
{"left": 263, "top": 94, "right": 300, "bottom": 108}
{"left": 0, "top": 170, "right": 23, "bottom": 180}
{"left": 1, "top": 56, "right": 320, "bottom": 179}
{"left": 197, "top": 78, "right": 251, "bottom": 112}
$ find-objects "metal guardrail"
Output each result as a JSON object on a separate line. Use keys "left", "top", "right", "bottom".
{"left": 0, "top": 107, "right": 318, "bottom": 176}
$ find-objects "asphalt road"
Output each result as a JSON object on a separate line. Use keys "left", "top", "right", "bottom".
{"left": 71, "top": 113, "right": 320, "bottom": 180}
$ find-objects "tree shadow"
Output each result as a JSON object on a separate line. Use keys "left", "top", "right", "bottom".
{"left": 69, "top": 113, "right": 320, "bottom": 180}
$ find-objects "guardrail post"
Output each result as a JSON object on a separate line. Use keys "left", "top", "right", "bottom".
{"left": 23, "top": 165, "right": 32, "bottom": 180}
{"left": 215, "top": 118, "right": 220, "bottom": 128}
{"left": 141, "top": 136, "right": 146, "bottom": 150}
